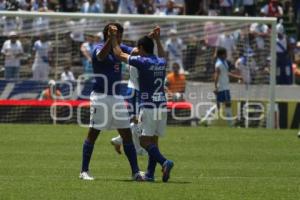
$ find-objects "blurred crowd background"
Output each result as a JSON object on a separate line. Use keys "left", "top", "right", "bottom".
{"left": 0, "top": 0, "right": 300, "bottom": 87}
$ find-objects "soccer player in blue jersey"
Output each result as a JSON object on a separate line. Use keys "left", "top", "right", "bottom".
{"left": 111, "top": 25, "right": 174, "bottom": 182}
{"left": 79, "top": 23, "right": 144, "bottom": 181}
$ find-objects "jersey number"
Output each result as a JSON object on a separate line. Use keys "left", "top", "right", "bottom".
{"left": 154, "top": 78, "right": 163, "bottom": 93}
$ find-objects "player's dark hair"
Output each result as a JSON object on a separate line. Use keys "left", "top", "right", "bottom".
{"left": 137, "top": 36, "right": 154, "bottom": 54}
{"left": 103, "top": 22, "right": 124, "bottom": 41}
{"left": 216, "top": 47, "right": 227, "bottom": 58}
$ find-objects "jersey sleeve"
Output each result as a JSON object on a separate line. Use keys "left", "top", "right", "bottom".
{"left": 94, "top": 43, "right": 104, "bottom": 60}
{"left": 32, "top": 41, "right": 38, "bottom": 51}
{"left": 121, "top": 44, "right": 134, "bottom": 54}
{"left": 128, "top": 55, "right": 144, "bottom": 70}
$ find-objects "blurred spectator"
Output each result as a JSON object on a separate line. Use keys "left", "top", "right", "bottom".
{"left": 1, "top": 31, "right": 24, "bottom": 80}
{"left": 235, "top": 49, "right": 256, "bottom": 85}
{"left": 103, "top": 0, "right": 118, "bottom": 13}
{"left": 242, "top": 0, "right": 256, "bottom": 16}
{"left": 81, "top": 0, "right": 102, "bottom": 13}
{"left": 0, "top": 0, "right": 7, "bottom": 10}
{"left": 31, "top": 0, "right": 48, "bottom": 11}
{"left": 118, "top": 0, "right": 136, "bottom": 14}
{"left": 208, "top": 0, "right": 219, "bottom": 14}
{"left": 32, "top": 34, "right": 53, "bottom": 81}
{"left": 184, "top": 0, "right": 202, "bottom": 15}
{"left": 293, "top": 42, "right": 300, "bottom": 84}
{"left": 0, "top": 16, "right": 23, "bottom": 36}
{"left": 204, "top": 10, "right": 223, "bottom": 48}
{"left": 136, "top": 0, "right": 155, "bottom": 14}
{"left": 162, "top": 0, "right": 184, "bottom": 15}
{"left": 250, "top": 22, "right": 269, "bottom": 66}
{"left": 61, "top": 66, "right": 75, "bottom": 82}
{"left": 17, "top": 0, "right": 32, "bottom": 11}
{"left": 165, "top": 62, "right": 186, "bottom": 101}
{"left": 219, "top": 0, "right": 233, "bottom": 16}
{"left": 260, "top": 0, "right": 283, "bottom": 18}
{"left": 39, "top": 79, "right": 62, "bottom": 100}
{"left": 31, "top": 0, "right": 50, "bottom": 35}
{"left": 164, "top": 28, "right": 185, "bottom": 73}
{"left": 216, "top": 31, "right": 236, "bottom": 63}
{"left": 276, "top": 23, "right": 293, "bottom": 85}
{"left": 292, "top": 0, "right": 300, "bottom": 40}
{"left": 59, "top": 0, "right": 79, "bottom": 12}
{"left": 93, "top": 32, "right": 103, "bottom": 45}
{"left": 80, "top": 34, "right": 94, "bottom": 74}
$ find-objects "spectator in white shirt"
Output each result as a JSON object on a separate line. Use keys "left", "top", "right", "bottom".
{"left": 1, "top": 31, "right": 24, "bottom": 80}
{"left": 117, "top": 0, "right": 136, "bottom": 14}
{"left": 216, "top": 32, "right": 236, "bottom": 63}
{"left": 32, "top": 34, "right": 53, "bottom": 81}
{"left": 0, "top": 0, "right": 7, "bottom": 10}
{"left": 61, "top": 66, "right": 75, "bottom": 82}
{"left": 260, "top": 0, "right": 283, "bottom": 18}
{"left": 165, "top": 29, "right": 185, "bottom": 73}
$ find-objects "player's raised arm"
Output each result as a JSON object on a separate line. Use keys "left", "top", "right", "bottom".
{"left": 149, "top": 26, "right": 165, "bottom": 58}
{"left": 96, "top": 25, "right": 114, "bottom": 61}
{"left": 110, "top": 25, "right": 130, "bottom": 63}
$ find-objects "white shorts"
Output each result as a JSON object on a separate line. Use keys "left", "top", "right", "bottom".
{"left": 139, "top": 108, "right": 167, "bottom": 137}
{"left": 89, "top": 92, "right": 130, "bottom": 130}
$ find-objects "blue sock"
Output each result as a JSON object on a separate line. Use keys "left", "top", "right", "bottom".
{"left": 146, "top": 144, "right": 167, "bottom": 166}
{"left": 146, "top": 154, "right": 157, "bottom": 178}
{"left": 81, "top": 140, "right": 94, "bottom": 172}
{"left": 123, "top": 142, "right": 139, "bottom": 174}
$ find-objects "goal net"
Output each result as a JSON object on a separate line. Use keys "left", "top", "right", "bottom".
{"left": 0, "top": 11, "right": 277, "bottom": 128}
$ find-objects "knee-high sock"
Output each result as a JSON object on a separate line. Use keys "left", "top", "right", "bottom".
{"left": 146, "top": 154, "right": 157, "bottom": 178}
{"left": 225, "top": 107, "right": 233, "bottom": 126}
{"left": 81, "top": 140, "right": 94, "bottom": 172}
{"left": 123, "top": 142, "right": 139, "bottom": 174}
{"left": 145, "top": 144, "right": 167, "bottom": 166}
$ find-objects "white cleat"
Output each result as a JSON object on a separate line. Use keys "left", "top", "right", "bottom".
{"left": 132, "top": 171, "right": 145, "bottom": 182}
{"left": 79, "top": 171, "right": 95, "bottom": 180}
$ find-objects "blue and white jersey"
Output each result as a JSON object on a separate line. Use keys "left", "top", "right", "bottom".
{"left": 92, "top": 43, "right": 133, "bottom": 95}
{"left": 128, "top": 55, "right": 167, "bottom": 108}
{"left": 215, "top": 58, "right": 230, "bottom": 91}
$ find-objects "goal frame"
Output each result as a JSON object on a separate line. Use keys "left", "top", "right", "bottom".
{"left": 0, "top": 11, "right": 277, "bottom": 128}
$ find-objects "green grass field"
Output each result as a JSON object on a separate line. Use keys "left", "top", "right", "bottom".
{"left": 1, "top": 125, "right": 300, "bottom": 200}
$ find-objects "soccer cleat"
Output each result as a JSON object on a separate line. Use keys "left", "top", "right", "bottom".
{"left": 162, "top": 160, "right": 174, "bottom": 182}
{"left": 132, "top": 171, "right": 145, "bottom": 182}
{"left": 111, "top": 136, "right": 122, "bottom": 154}
{"left": 79, "top": 171, "right": 95, "bottom": 180}
{"left": 144, "top": 173, "right": 155, "bottom": 182}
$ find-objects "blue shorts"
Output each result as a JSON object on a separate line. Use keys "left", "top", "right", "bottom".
{"left": 216, "top": 90, "right": 231, "bottom": 103}
{"left": 125, "top": 87, "right": 140, "bottom": 117}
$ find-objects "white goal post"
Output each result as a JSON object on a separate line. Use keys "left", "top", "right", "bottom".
{"left": 0, "top": 11, "right": 277, "bottom": 128}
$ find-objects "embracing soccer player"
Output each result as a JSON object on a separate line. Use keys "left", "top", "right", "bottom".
{"left": 111, "top": 25, "right": 174, "bottom": 182}
{"left": 79, "top": 23, "right": 144, "bottom": 181}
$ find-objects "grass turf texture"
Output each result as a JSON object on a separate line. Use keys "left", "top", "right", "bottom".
{"left": 0, "top": 125, "right": 300, "bottom": 200}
